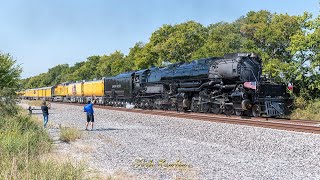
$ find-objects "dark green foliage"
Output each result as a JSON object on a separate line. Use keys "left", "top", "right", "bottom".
{"left": 97, "top": 51, "right": 127, "bottom": 77}
{"left": 192, "top": 22, "right": 244, "bottom": 59}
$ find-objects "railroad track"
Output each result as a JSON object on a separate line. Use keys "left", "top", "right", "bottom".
{"left": 50, "top": 102, "right": 320, "bottom": 134}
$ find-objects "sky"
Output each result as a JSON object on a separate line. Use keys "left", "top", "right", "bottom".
{"left": 0, "top": 0, "right": 319, "bottom": 78}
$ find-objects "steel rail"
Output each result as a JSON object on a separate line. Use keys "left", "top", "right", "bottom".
{"left": 51, "top": 102, "right": 320, "bottom": 134}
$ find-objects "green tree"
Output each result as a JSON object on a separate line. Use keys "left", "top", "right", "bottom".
{"left": 153, "top": 21, "right": 207, "bottom": 64}
{"left": 63, "top": 62, "right": 85, "bottom": 82}
{"left": 133, "top": 43, "right": 156, "bottom": 69}
{"left": 126, "top": 42, "right": 144, "bottom": 70}
{"left": 286, "top": 13, "right": 320, "bottom": 98}
{"left": 133, "top": 21, "right": 207, "bottom": 69}
{"left": 97, "top": 51, "right": 126, "bottom": 77}
{"left": 24, "top": 73, "right": 46, "bottom": 89}
{"left": 0, "top": 53, "right": 22, "bottom": 115}
{"left": 240, "top": 11, "right": 309, "bottom": 77}
{"left": 193, "top": 22, "right": 244, "bottom": 59}
{"left": 45, "top": 64, "right": 69, "bottom": 85}
{"left": 71, "top": 56, "right": 100, "bottom": 81}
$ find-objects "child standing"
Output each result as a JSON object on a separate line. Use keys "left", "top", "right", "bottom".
{"left": 41, "top": 101, "right": 49, "bottom": 128}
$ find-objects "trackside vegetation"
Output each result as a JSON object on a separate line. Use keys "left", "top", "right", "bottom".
{"left": 290, "top": 97, "right": 320, "bottom": 120}
{"left": 0, "top": 53, "right": 85, "bottom": 179}
{"left": 60, "top": 127, "right": 81, "bottom": 143}
{"left": 0, "top": 113, "right": 84, "bottom": 179}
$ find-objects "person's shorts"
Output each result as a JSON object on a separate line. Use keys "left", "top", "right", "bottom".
{"left": 86, "top": 113, "right": 94, "bottom": 122}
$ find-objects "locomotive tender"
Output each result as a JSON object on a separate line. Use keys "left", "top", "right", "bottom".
{"left": 21, "top": 53, "right": 291, "bottom": 117}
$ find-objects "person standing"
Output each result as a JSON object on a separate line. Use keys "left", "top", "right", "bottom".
{"left": 41, "top": 101, "right": 49, "bottom": 128}
{"left": 84, "top": 99, "right": 95, "bottom": 130}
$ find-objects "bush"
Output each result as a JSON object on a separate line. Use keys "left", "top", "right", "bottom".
{"left": 0, "top": 112, "right": 85, "bottom": 179}
{"left": 291, "top": 98, "right": 320, "bottom": 120}
{"left": 60, "top": 127, "right": 81, "bottom": 143}
{"left": 0, "top": 114, "right": 51, "bottom": 157}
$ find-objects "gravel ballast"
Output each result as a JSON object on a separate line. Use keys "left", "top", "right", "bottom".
{"left": 22, "top": 102, "right": 320, "bottom": 179}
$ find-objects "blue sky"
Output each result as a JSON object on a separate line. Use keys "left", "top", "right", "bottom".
{"left": 0, "top": 0, "right": 319, "bottom": 78}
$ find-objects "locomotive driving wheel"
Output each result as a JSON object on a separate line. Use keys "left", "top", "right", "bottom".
{"left": 235, "top": 110, "right": 243, "bottom": 116}
{"left": 153, "top": 99, "right": 162, "bottom": 110}
{"left": 252, "top": 104, "right": 261, "bottom": 117}
{"left": 202, "top": 103, "right": 211, "bottom": 113}
{"left": 190, "top": 97, "right": 199, "bottom": 112}
{"left": 224, "top": 106, "right": 234, "bottom": 116}
{"left": 211, "top": 103, "right": 222, "bottom": 114}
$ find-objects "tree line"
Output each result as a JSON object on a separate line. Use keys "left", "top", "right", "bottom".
{"left": 21, "top": 10, "right": 320, "bottom": 99}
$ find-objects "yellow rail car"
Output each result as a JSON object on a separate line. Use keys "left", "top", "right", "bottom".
{"left": 65, "top": 79, "right": 104, "bottom": 104}
{"left": 24, "top": 89, "right": 39, "bottom": 99}
{"left": 17, "top": 90, "right": 25, "bottom": 97}
{"left": 67, "top": 82, "right": 83, "bottom": 97}
{"left": 23, "top": 89, "right": 30, "bottom": 98}
{"left": 22, "top": 87, "right": 53, "bottom": 100}
{"left": 39, "top": 88, "right": 44, "bottom": 97}
{"left": 66, "top": 82, "right": 84, "bottom": 102}
{"left": 83, "top": 79, "right": 104, "bottom": 97}
{"left": 82, "top": 79, "right": 105, "bottom": 104}
{"left": 53, "top": 83, "right": 69, "bottom": 101}
{"left": 38, "top": 86, "right": 54, "bottom": 100}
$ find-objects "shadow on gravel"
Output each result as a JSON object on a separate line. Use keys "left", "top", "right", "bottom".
{"left": 95, "top": 128, "right": 123, "bottom": 131}
{"left": 29, "top": 112, "right": 56, "bottom": 115}
{"left": 80, "top": 128, "right": 123, "bottom": 132}
{"left": 52, "top": 140, "right": 63, "bottom": 144}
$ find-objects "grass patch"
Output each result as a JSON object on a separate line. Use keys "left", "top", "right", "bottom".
{"left": 290, "top": 97, "right": 320, "bottom": 120}
{"left": 60, "top": 127, "right": 81, "bottom": 143}
{"left": 0, "top": 109, "right": 85, "bottom": 179}
{"left": 0, "top": 157, "right": 85, "bottom": 179}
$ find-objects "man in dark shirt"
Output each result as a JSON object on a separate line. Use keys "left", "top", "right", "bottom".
{"left": 84, "top": 99, "right": 95, "bottom": 130}
{"left": 41, "top": 101, "right": 49, "bottom": 128}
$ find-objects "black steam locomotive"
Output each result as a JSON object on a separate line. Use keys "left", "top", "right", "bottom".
{"left": 104, "top": 53, "right": 291, "bottom": 117}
